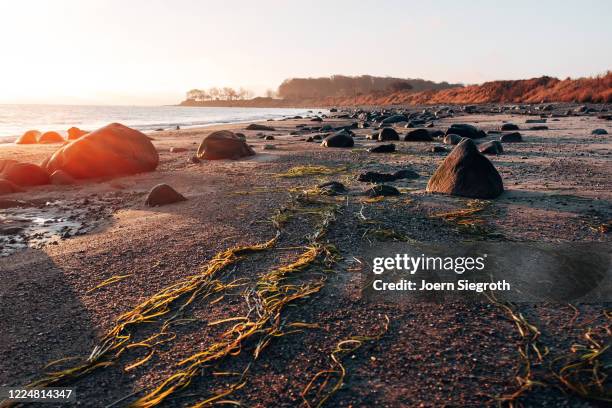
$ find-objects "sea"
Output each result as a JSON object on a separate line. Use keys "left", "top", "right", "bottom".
{"left": 0, "top": 104, "right": 325, "bottom": 143}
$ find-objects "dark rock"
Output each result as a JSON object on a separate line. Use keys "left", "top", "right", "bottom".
{"left": 378, "top": 127, "right": 400, "bottom": 141}
{"left": 365, "top": 185, "right": 400, "bottom": 197}
{"left": 529, "top": 126, "right": 549, "bottom": 130}
{"left": 246, "top": 124, "right": 275, "bottom": 131}
{"left": 430, "top": 145, "right": 447, "bottom": 153}
{"left": 368, "top": 144, "right": 396, "bottom": 153}
{"left": 500, "top": 123, "right": 519, "bottom": 131}
{"left": 479, "top": 141, "right": 504, "bottom": 155}
{"left": 444, "top": 134, "right": 463, "bottom": 145}
{"left": 310, "top": 117, "right": 323, "bottom": 122}
{"left": 197, "top": 130, "right": 256, "bottom": 160}
{"left": 393, "top": 169, "right": 419, "bottom": 180}
{"left": 317, "top": 181, "right": 347, "bottom": 196}
{"left": 526, "top": 119, "right": 547, "bottom": 124}
{"left": 321, "top": 130, "right": 354, "bottom": 148}
{"left": 306, "top": 137, "right": 314, "bottom": 142}
{"left": 145, "top": 184, "right": 187, "bottom": 207}
{"left": 592, "top": 128, "right": 608, "bottom": 135}
{"left": 445, "top": 124, "right": 486, "bottom": 139}
{"left": 264, "top": 135, "right": 275, "bottom": 140}
{"left": 426, "top": 138, "right": 503, "bottom": 199}
{"left": 500, "top": 132, "right": 523, "bottom": 143}
{"left": 358, "top": 171, "right": 396, "bottom": 183}
{"left": 404, "top": 129, "right": 433, "bottom": 142}
{"left": 189, "top": 156, "right": 201, "bottom": 163}
{"left": 381, "top": 114, "right": 408, "bottom": 125}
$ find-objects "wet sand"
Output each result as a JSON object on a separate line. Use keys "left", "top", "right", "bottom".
{"left": 0, "top": 111, "right": 610, "bottom": 406}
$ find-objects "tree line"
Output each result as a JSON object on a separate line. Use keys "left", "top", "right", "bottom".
{"left": 276, "top": 75, "right": 462, "bottom": 100}
{"left": 186, "top": 87, "right": 256, "bottom": 102}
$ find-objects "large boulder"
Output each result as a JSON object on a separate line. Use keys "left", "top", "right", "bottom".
{"left": 404, "top": 128, "right": 433, "bottom": 142}
{"left": 0, "top": 160, "right": 49, "bottom": 186}
{"left": 445, "top": 124, "right": 486, "bottom": 139}
{"left": 378, "top": 127, "right": 399, "bottom": 141}
{"left": 15, "top": 130, "right": 40, "bottom": 144}
{"left": 426, "top": 138, "right": 504, "bottom": 199}
{"left": 43, "top": 123, "right": 159, "bottom": 179}
{"left": 38, "top": 131, "right": 64, "bottom": 144}
{"left": 197, "top": 130, "right": 256, "bottom": 159}
{"left": 67, "top": 127, "right": 88, "bottom": 140}
{"left": 145, "top": 184, "right": 187, "bottom": 206}
{"left": 321, "top": 130, "right": 354, "bottom": 148}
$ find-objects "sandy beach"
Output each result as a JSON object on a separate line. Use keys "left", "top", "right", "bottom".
{"left": 0, "top": 107, "right": 610, "bottom": 406}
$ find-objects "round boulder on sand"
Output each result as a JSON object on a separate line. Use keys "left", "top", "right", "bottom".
{"left": 67, "top": 127, "right": 88, "bottom": 140}
{"left": 321, "top": 130, "right": 354, "bottom": 148}
{"left": 0, "top": 179, "right": 24, "bottom": 195}
{"left": 145, "top": 184, "right": 187, "bottom": 207}
{"left": 404, "top": 128, "right": 433, "bottom": 142}
{"left": 50, "top": 170, "right": 76, "bottom": 185}
{"left": 38, "top": 131, "right": 65, "bottom": 144}
{"left": 43, "top": 123, "right": 159, "bottom": 179}
{"left": 426, "top": 138, "right": 504, "bottom": 199}
{"left": 479, "top": 140, "right": 504, "bottom": 155}
{"left": 0, "top": 160, "right": 49, "bottom": 186}
{"left": 378, "top": 127, "right": 399, "bottom": 141}
{"left": 445, "top": 124, "right": 486, "bottom": 139}
{"left": 197, "top": 130, "right": 256, "bottom": 160}
{"left": 500, "top": 132, "right": 523, "bottom": 143}
{"left": 15, "top": 130, "right": 41, "bottom": 144}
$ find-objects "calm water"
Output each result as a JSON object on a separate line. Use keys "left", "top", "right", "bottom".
{"left": 0, "top": 104, "right": 324, "bottom": 143}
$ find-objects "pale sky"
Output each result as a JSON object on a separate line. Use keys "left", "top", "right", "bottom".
{"left": 0, "top": 0, "right": 610, "bottom": 105}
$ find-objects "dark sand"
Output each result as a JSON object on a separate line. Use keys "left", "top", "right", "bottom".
{"left": 0, "top": 110, "right": 610, "bottom": 407}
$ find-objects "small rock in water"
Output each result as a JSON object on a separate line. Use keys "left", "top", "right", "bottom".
{"left": 365, "top": 185, "right": 400, "bottom": 197}
{"left": 368, "top": 144, "right": 396, "bottom": 153}
{"left": 145, "top": 184, "right": 187, "bottom": 207}
{"left": 317, "top": 181, "right": 347, "bottom": 196}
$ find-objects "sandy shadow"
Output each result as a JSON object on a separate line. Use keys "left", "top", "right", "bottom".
{"left": 0, "top": 248, "right": 135, "bottom": 404}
